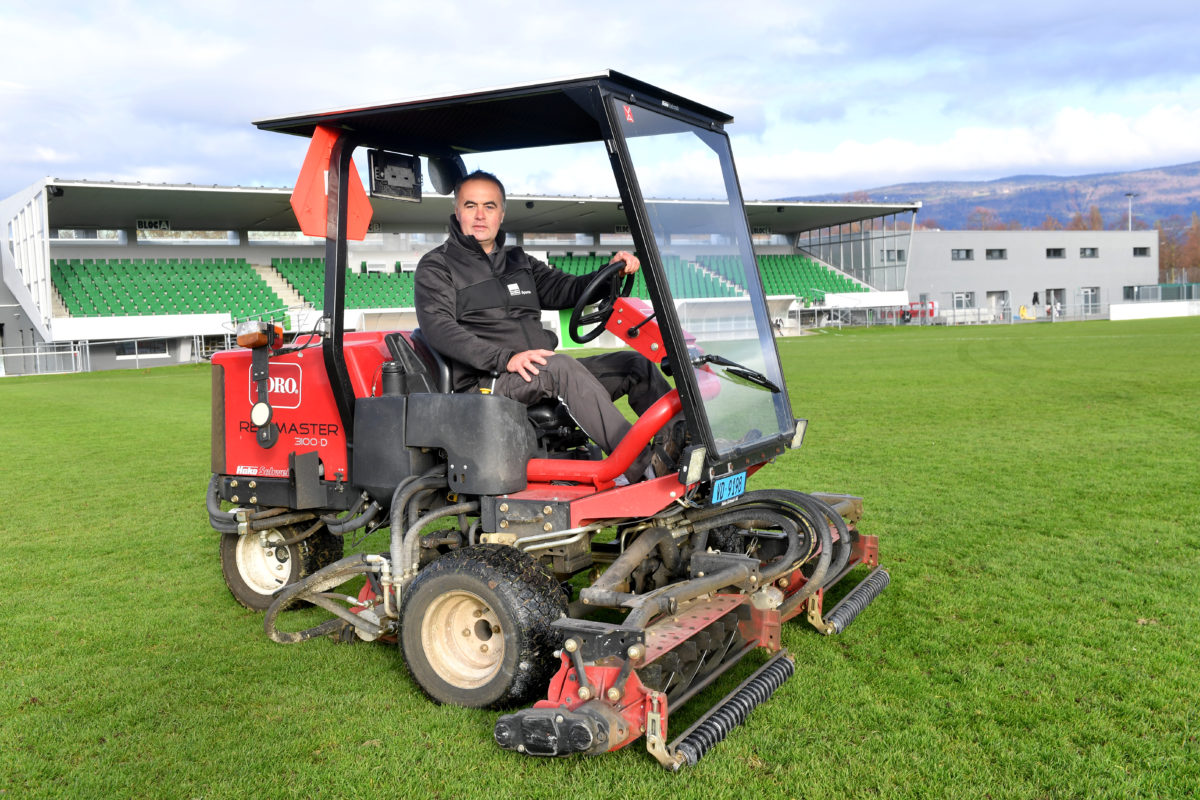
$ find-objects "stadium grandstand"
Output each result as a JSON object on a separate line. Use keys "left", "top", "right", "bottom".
{"left": 1, "top": 177, "right": 916, "bottom": 375}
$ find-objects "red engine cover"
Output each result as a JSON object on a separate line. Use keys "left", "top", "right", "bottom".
{"left": 213, "top": 332, "right": 392, "bottom": 479}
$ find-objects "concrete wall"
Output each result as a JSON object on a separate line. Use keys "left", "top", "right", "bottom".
{"left": 1, "top": 179, "right": 52, "bottom": 347}
{"left": 85, "top": 338, "right": 192, "bottom": 371}
{"left": 1110, "top": 300, "right": 1200, "bottom": 320}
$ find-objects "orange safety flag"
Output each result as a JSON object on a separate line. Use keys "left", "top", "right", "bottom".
{"left": 290, "top": 125, "right": 373, "bottom": 241}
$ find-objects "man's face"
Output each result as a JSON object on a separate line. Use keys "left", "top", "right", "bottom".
{"left": 454, "top": 178, "right": 505, "bottom": 253}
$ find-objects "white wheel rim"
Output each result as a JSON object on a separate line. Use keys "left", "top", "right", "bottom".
{"left": 421, "top": 590, "right": 504, "bottom": 689}
{"left": 234, "top": 530, "right": 291, "bottom": 595}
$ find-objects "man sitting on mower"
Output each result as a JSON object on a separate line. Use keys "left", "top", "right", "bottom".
{"left": 414, "top": 170, "right": 681, "bottom": 483}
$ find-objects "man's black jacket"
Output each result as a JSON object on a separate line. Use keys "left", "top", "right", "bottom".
{"left": 414, "top": 217, "right": 601, "bottom": 392}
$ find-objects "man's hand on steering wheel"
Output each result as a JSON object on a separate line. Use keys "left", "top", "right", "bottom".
{"left": 613, "top": 250, "right": 639, "bottom": 275}
{"left": 568, "top": 255, "right": 639, "bottom": 344}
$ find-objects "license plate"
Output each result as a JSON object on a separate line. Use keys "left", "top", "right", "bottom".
{"left": 712, "top": 471, "right": 746, "bottom": 504}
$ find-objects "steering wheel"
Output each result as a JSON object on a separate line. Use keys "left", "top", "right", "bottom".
{"left": 568, "top": 259, "right": 634, "bottom": 343}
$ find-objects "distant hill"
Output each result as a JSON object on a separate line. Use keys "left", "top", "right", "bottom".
{"left": 788, "top": 162, "right": 1200, "bottom": 230}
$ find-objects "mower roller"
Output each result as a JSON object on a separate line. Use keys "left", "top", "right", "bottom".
{"left": 208, "top": 72, "right": 888, "bottom": 769}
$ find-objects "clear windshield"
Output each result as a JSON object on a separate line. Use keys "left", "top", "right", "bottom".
{"left": 613, "top": 100, "right": 793, "bottom": 459}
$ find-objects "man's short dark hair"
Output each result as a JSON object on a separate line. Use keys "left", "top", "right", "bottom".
{"left": 454, "top": 170, "right": 506, "bottom": 209}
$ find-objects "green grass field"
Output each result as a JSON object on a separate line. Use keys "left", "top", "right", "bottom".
{"left": 2, "top": 318, "right": 1198, "bottom": 799}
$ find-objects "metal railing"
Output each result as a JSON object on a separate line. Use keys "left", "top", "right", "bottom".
{"left": 1124, "top": 283, "right": 1200, "bottom": 302}
{"left": 0, "top": 336, "right": 225, "bottom": 377}
{"left": 0, "top": 342, "right": 90, "bottom": 377}
{"left": 793, "top": 302, "right": 1113, "bottom": 330}
{"left": 937, "top": 303, "right": 1109, "bottom": 325}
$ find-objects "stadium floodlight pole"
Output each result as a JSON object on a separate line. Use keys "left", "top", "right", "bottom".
{"left": 1125, "top": 192, "right": 1137, "bottom": 231}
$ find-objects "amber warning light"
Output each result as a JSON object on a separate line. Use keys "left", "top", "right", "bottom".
{"left": 236, "top": 321, "right": 282, "bottom": 349}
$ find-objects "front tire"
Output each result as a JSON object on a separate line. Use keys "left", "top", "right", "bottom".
{"left": 400, "top": 545, "right": 566, "bottom": 709}
{"left": 220, "top": 524, "right": 344, "bottom": 611}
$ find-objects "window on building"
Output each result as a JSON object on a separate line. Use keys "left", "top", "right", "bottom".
{"left": 115, "top": 339, "right": 169, "bottom": 359}
{"left": 1082, "top": 286, "right": 1100, "bottom": 314}
{"left": 1046, "top": 248, "right": 1066, "bottom": 259}
{"left": 51, "top": 229, "right": 121, "bottom": 240}
{"left": 1133, "top": 247, "right": 1150, "bottom": 257}
{"left": 953, "top": 291, "right": 976, "bottom": 309}
{"left": 1080, "top": 247, "right": 1099, "bottom": 258}
{"left": 985, "top": 249, "right": 1007, "bottom": 260}
{"left": 951, "top": 249, "right": 974, "bottom": 261}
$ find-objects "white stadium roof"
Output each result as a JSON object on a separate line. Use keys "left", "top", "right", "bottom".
{"left": 37, "top": 178, "right": 919, "bottom": 236}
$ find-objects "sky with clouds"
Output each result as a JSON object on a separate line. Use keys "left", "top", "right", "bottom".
{"left": 2, "top": 0, "right": 1198, "bottom": 201}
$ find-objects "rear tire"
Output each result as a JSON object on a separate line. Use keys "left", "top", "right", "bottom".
{"left": 220, "top": 524, "right": 344, "bottom": 611}
{"left": 400, "top": 545, "right": 566, "bottom": 709}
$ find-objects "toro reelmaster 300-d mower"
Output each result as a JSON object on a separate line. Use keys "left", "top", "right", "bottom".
{"left": 208, "top": 72, "right": 889, "bottom": 769}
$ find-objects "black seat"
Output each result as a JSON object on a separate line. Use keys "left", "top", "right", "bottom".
{"left": 406, "top": 329, "right": 590, "bottom": 455}
{"left": 408, "top": 329, "right": 452, "bottom": 393}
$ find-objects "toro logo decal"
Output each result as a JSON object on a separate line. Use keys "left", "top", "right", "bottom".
{"left": 247, "top": 362, "right": 302, "bottom": 409}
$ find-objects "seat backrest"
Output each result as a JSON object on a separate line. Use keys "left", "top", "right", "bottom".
{"left": 399, "top": 329, "right": 588, "bottom": 455}
{"left": 408, "top": 329, "right": 452, "bottom": 393}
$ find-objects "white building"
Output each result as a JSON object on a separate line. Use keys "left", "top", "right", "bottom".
{"left": 907, "top": 229, "right": 1159, "bottom": 322}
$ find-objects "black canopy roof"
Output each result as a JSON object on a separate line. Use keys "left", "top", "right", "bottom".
{"left": 253, "top": 71, "right": 732, "bottom": 157}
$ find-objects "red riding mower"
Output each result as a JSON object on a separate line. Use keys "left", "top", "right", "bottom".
{"left": 208, "top": 72, "right": 888, "bottom": 769}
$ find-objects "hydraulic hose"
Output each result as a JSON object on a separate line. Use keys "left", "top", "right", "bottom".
{"left": 587, "top": 502, "right": 808, "bottom": 626}
{"left": 324, "top": 498, "right": 382, "bottom": 535}
{"left": 240, "top": 511, "right": 318, "bottom": 532}
{"left": 271, "top": 519, "right": 325, "bottom": 547}
{"left": 687, "top": 508, "right": 801, "bottom": 585}
{"left": 388, "top": 467, "right": 448, "bottom": 583}
{"left": 263, "top": 553, "right": 384, "bottom": 644}
{"left": 694, "top": 489, "right": 833, "bottom": 611}
{"left": 605, "top": 508, "right": 797, "bottom": 628}
{"left": 687, "top": 495, "right": 815, "bottom": 573}
{"left": 408, "top": 487, "right": 447, "bottom": 528}
{"left": 207, "top": 474, "right": 238, "bottom": 533}
{"left": 792, "top": 492, "right": 852, "bottom": 587}
{"left": 399, "top": 501, "right": 481, "bottom": 584}
{"left": 581, "top": 527, "right": 677, "bottom": 607}
{"left": 321, "top": 492, "right": 365, "bottom": 527}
